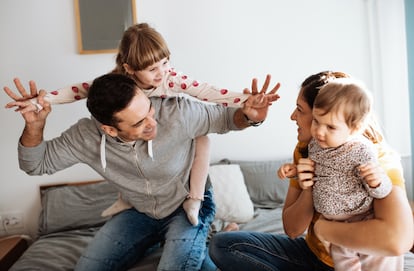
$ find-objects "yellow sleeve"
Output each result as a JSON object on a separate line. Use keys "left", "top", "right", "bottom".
{"left": 375, "top": 142, "right": 406, "bottom": 190}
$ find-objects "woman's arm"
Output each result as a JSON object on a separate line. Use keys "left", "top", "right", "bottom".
{"left": 283, "top": 157, "right": 316, "bottom": 237}
{"left": 282, "top": 185, "right": 314, "bottom": 238}
{"left": 314, "top": 185, "right": 413, "bottom": 256}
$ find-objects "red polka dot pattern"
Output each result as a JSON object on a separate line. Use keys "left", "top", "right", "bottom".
{"left": 82, "top": 82, "right": 90, "bottom": 90}
{"left": 220, "top": 89, "right": 228, "bottom": 95}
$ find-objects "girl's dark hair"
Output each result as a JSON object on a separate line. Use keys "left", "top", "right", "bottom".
{"left": 300, "top": 71, "right": 350, "bottom": 110}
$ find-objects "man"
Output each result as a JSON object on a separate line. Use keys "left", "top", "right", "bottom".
{"left": 12, "top": 73, "right": 280, "bottom": 270}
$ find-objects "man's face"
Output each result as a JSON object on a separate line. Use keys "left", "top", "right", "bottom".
{"left": 112, "top": 91, "right": 157, "bottom": 142}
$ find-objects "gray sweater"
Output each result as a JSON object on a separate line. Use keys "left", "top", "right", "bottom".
{"left": 18, "top": 96, "right": 240, "bottom": 219}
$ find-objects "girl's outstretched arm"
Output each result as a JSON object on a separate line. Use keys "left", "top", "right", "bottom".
{"left": 4, "top": 78, "right": 91, "bottom": 113}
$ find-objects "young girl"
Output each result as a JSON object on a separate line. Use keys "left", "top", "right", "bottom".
{"left": 307, "top": 78, "right": 400, "bottom": 271}
{"left": 6, "top": 23, "right": 251, "bottom": 226}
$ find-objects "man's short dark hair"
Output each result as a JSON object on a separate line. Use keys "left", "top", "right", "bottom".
{"left": 87, "top": 73, "right": 138, "bottom": 126}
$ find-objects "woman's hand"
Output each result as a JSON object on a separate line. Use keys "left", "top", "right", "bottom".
{"left": 277, "top": 163, "right": 297, "bottom": 179}
{"left": 314, "top": 215, "right": 331, "bottom": 253}
{"left": 296, "top": 158, "right": 315, "bottom": 190}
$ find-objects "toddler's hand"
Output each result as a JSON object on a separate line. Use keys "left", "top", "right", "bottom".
{"left": 358, "top": 162, "right": 383, "bottom": 188}
{"left": 277, "top": 163, "right": 297, "bottom": 179}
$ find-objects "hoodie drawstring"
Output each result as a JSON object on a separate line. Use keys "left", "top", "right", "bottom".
{"left": 148, "top": 140, "right": 154, "bottom": 160}
{"left": 100, "top": 134, "right": 107, "bottom": 171}
{"left": 100, "top": 134, "right": 154, "bottom": 171}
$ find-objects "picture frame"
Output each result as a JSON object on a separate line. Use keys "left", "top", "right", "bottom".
{"left": 74, "top": 0, "right": 137, "bottom": 54}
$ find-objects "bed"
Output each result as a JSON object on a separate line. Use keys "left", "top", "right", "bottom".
{"left": 9, "top": 158, "right": 414, "bottom": 271}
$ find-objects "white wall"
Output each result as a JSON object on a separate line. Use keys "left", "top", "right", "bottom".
{"left": 0, "top": 0, "right": 410, "bottom": 237}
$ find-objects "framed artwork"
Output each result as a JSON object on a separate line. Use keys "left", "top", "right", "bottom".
{"left": 74, "top": 0, "right": 137, "bottom": 54}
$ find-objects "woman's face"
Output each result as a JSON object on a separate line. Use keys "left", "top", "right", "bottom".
{"left": 290, "top": 88, "right": 313, "bottom": 143}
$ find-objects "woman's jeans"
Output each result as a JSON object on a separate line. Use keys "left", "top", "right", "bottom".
{"left": 209, "top": 231, "right": 334, "bottom": 271}
{"left": 75, "top": 187, "right": 216, "bottom": 271}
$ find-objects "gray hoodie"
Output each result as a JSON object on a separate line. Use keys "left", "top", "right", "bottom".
{"left": 18, "top": 96, "right": 240, "bottom": 219}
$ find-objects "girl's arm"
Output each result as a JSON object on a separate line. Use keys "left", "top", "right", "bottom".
{"left": 160, "top": 70, "right": 250, "bottom": 107}
{"left": 4, "top": 79, "right": 92, "bottom": 113}
{"left": 40, "top": 81, "right": 92, "bottom": 104}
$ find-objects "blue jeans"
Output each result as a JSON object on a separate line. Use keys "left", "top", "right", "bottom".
{"left": 75, "top": 187, "right": 216, "bottom": 271}
{"left": 209, "top": 231, "right": 334, "bottom": 271}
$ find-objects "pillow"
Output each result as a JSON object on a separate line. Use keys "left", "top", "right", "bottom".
{"left": 38, "top": 180, "right": 119, "bottom": 235}
{"left": 230, "top": 159, "right": 291, "bottom": 208}
{"left": 208, "top": 164, "right": 254, "bottom": 223}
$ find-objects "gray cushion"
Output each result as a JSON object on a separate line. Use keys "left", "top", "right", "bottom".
{"left": 226, "top": 159, "right": 291, "bottom": 208}
{"left": 38, "top": 181, "right": 119, "bottom": 235}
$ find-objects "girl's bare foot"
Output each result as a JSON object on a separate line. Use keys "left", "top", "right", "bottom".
{"left": 223, "top": 222, "right": 239, "bottom": 232}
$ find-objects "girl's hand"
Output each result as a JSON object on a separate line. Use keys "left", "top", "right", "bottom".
{"left": 358, "top": 162, "right": 383, "bottom": 188}
{"left": 242, "top": 74, "right": 280, "bottom": 122}
{"left": 277, "top": 163, "right": 297, "bottom": 179}
{"left": 296, "top": 158, "right": 315, "bottom": 190}
{"left": 4, "top": 78, "right": 41, "bottom": 113}
{"left": 4, "top": 78, "right": 51, "bottom": 123}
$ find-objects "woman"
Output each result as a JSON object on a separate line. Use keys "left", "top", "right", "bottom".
{"left": 209, "top": 71, "right": 413, "bottom": 271}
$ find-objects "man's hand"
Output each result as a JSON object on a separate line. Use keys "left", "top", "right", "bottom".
{"left": 4, "top": 78, "right": 41, "bottom": 113}
{"left": 242, "top": 74, "right": 280, "bottom": 122}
